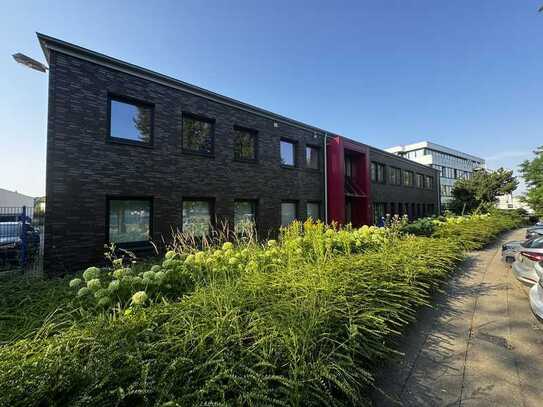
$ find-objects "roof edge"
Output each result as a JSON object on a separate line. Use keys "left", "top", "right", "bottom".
{"left": 36, "top": 32, "right": 334, "bottom": 136}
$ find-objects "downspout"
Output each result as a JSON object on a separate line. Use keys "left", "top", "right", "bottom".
{"left": 324, "top": 132, "right": 328, "bottom": 223}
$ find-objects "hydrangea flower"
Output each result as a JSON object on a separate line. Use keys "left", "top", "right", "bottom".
{"left": 165, "top": 250, "right": 176, "bottom": 260}
{"left": 222, "top": 242, "right": 234, "bottom": 251}
{"left": 143, "top": 271, "right": 156, "bottom": 280}
{"left": 94, "top": 288, "right": 110, "bottom": 299}
{"left": 86, "top": 278, "right": 102, "bottom": 291}
{"left": 69, "top": 278, "right": 82, "bottom": 288}
{"left": 150, "top": 265, "right": 161, "bottom": 272}
{"left": 77, "top": 287, "right": 91, "bottom": 297}
{"left": 194, "top": 251, "right": 205, "bottom": 263}
{"left": 83, "top": 267, "right": 101, "bottom": 282}
{"left": 267, "top": 240, "right": 277, "bottom": 247}
{"left": 108, "top": 280, "right": 120, "bottom": 291}
{"left": 98, "top": 296, "right": 111, "bottom": 307}
{"left": 131, "top": 291, "right": 148, "bottom": 305}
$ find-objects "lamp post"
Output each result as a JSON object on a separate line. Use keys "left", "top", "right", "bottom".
{"left": 12, "top": 53, "right": 48, "bottom": 73}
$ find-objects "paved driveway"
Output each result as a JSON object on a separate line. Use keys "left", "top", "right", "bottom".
{"left": 372, "top": 229, "right": 543, "bottom": 406}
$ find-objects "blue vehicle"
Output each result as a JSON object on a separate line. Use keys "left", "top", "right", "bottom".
{"left": 0, "top": 216, "right": 40, "bottom": 267}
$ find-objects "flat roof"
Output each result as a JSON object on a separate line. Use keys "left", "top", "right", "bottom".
{"left": 385, "top": 141, "right": 485, "bottom": 163}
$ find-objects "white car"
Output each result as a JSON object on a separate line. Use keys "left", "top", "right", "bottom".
{"left": 529, "top": 262, "right": 543, "bottom": 320}
{"left": 502, "top": 236, "right": 543, "bottom": 263}
{"left": 512, "top": 243, "right": 543, "bottom": 285}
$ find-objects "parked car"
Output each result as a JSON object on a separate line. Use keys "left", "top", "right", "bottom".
{"left": 502, "top": 236, "right": 543, "bottom": 263}
{"left": 526, "top": 227, "right": 543, "bottom": 240}
{"left": 529, "top": 261, "right": 543, "bottom": 320}
{"left": 0, "top": 221, "right": 40, "bottom": 266}
{"left": 512, "top": 243, "right": 543, "bottom": 285}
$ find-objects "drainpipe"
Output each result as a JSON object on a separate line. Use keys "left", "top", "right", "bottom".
{"left": 323, "top": 132, "right": 328, "bottom": 223}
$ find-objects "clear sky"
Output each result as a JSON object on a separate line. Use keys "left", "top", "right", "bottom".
{"left": 1, "top": 0, "right": 541, "bottom": 197}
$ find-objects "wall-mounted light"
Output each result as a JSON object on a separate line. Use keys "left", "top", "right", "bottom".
{"left": 12, "top": 53, "right": 48, "bottom": 73}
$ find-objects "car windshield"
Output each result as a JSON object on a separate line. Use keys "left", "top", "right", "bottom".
{"left": 529, "top": 236, "right": 543, "bottom": 249}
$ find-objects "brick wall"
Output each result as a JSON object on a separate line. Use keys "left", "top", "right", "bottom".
{"left": 44, "top": 51, "right": 325, "bottom": 274}
{"left": 369, "top": 147, "right": 440, "bottom": 218}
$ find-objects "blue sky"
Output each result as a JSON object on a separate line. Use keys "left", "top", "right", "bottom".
{"left": 1, "top": 0, "right": 541, "bottom": 197}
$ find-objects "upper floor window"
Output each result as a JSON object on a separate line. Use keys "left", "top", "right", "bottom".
{"left": 425, "top": 175, "right": 434, "bottom": 189}
{"left": 108, "top": 95, "right": 153, "bottom": 145}
{"left": 182, "top": 113, "right": 214, "bottom": 155}
{"left": 415, "top": 173, "right": 424, "bottom": 188}
{"left": 234, "top": 126, "right": 257, "bottom": 161}
{"left": 280, "top": 140, "right": 296, "bottom": 167}
{"left": 107, "top": 198, "right": 151, "bottom": 244}
{"left": 306, "top": 146, "right": 320, "bottom": 169}
{"left": 345, "top": 155, "right": 355, "bottom": 178}
{"left": 371, "top": 162, "right": 385, "bottom": 183}
{"left": 403, "top": 170, "right": 414, "bottom": 186}
{"left": 389, "top": 167, "right": 401, "bottom": 185}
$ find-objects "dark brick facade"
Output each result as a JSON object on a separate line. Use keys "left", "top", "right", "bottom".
{"left": 40, "top": 34, "right": 440, "bottom": 274}
{"left": 44, "top": 50, "right": 325, "bottom": 274}
{"left": 369, "top": 147, "right": 440, "bottom": 220}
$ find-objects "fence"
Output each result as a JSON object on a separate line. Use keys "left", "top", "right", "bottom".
{"left": 0, "top": 206, "right": 43, "bottom": 275}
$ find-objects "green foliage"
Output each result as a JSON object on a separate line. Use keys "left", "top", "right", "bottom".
{"left": 0, "top": 214, "right": 521, "bottom": 406}
{"left": 520, "top": 146, "right": 543, "bottom": 217}
{"left": 448, "top": 167, "right": 518, "bottom": 214}
{"left": 402, "top": 217, "right": 436, "bottom": 236}
{"left": 0, "top": 275, "right": 77, "bottom": 344}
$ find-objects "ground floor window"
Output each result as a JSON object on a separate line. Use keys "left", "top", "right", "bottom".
{"left": 306, "top": 202, "right": 321, "bottom": 221}
{"left": 183, "top": 199, "right": 213, "bottom": 236}
{"left": 108, "top": 198, "right": 151, "bottom": 244}
{"left": 281, "top": 201, "right": 297, "bottom": 226}
{"left": 234, "top": 200, "right": 257, "bottom": 234}
{"left": 345, "top": 199, "right": 352, "bottom": 224}
{"left": 373, "top": 202, "right": 386, "bottom": 225}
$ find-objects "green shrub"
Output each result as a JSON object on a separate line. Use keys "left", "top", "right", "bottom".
{"left": 402, "top": 217, "right": 436, "bottom": 236}
{"left": 0, "top": 237, "right": 462, "bottom": 406}
{"left": 0, "top": 214, "right": 518, "bottom": 406}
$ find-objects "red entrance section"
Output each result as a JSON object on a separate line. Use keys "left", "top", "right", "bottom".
{"left": 326, "top": 136, "right": 371, "bottom": 227}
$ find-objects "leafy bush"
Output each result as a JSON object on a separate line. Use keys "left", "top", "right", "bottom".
{"left": 0, "top": 214, "right": 520, "bottom": 406}
{"left": 402, "top": 217, "right": 436, "bottom": 236}
{"left": 0, "top": 236, "right": 462, "bottom": 406}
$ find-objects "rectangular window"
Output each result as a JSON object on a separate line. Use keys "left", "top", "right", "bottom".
{"left": 306, "top": 146, "right": 320, "bottom": 169}
{"left": 373, "top": 203, "right": 385, "bottom": 225}
{"left": 182, "top": 199, "right": 213, "bottom": 236}
{"left": 403, "top": 170, "right": 414, "bottom": 186}
{"left": 234, "top": 126, "right": 257, "bottom": 161}
{"left": 377, "top": 164, "right": 386, "bottom": 183}
{"left": 370, "top": 162, "right": 377, "bottom": 182}
{"left": 389, "top": 167, "right": 401, "bottom": 185}
{"left": 182, "top": 113, "right": 215, "bottom": 155}
{"left": 425, "top": 175, "right": 433, "bottom": 189}
{"left": 280, "top": 140, "right": 296, "bottom": 166}
{"left": 108, "top": 95, "right": 153, "bottom": 145}
{"left": 306, "top": 202, "right": 320, "bottom": 220}
{"left": 234, "top": 200, "right": 256, "bottom": 234}
{"left": 281, "top": 201, "right": 297, "bottom": 226}
{"left": 345, "top": 155, "right": 354, "bottom": 178}
{"left": 108, "top": 198, "right": 151, "bottom": 244}
{"left": 415, "top": 173, "right": 424, "bottom": 188}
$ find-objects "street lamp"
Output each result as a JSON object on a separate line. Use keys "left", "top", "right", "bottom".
{"left": 12, "top": 53, "right": 47, "bottom": 73}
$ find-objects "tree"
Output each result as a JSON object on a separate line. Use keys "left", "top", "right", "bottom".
{"left": 449, "top": 168, "right": 518, "bottom": 214}
{"left": 520, "top": 146, "right": 543, "bottom": 216}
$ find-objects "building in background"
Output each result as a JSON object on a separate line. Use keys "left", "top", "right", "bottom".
{"left": 0, "top": 188, "right": 35, "bottom": 208}
{"left": 496, "top": 193, "right": 533, "bottom": 213}
{"left": 385, "top": 141, "right": 485, "bottom": 209}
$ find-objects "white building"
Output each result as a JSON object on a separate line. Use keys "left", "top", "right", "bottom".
{"left": 496, "top": 193, "right": 533, "bottom": 214}
{"left": 385, "top": 141, "right": 485, "bottom": 208}
{"left": 0, "top": 188, "right": 35, "bottom": 208}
